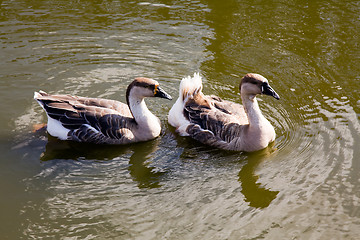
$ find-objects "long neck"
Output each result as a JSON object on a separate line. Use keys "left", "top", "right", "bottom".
{"left": 240, "top": 93, "right": 276, "bottom": 150}
{"left": 241, "top": 94, "right": 268, "bottom": 128}
{"left": 128, "top": 92, "right": 161, "bottom": 140}
{"left": 128, "top": 94, "right": 155, "bottom": 124}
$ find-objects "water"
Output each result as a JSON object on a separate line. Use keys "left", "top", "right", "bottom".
{"left": 1, "top": 0, "right": 359, "bottom": 239}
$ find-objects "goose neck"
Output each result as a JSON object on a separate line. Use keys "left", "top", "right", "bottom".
{"left": 128, "top": 94, "right": 161, "bottom": 141}
{"left": 128, "top": 94, "right": 154, "bottom": 124}
{"left": 241, "top": 94, "right": 267, "bottom": 126}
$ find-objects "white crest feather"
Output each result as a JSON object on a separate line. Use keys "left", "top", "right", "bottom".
{"left": 179, "top": 72, "right": 203, "bottom": 101}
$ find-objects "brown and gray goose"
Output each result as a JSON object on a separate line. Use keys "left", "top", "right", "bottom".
{"left": 34, "top": 77, "right": 172, "bottom": 144}
{"left": 168, "top": 73, "right": 280, "bottom": 152}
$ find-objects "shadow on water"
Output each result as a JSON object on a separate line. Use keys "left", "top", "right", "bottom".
{"left": 40, "top": 133, "right": 164, "bottom": 189}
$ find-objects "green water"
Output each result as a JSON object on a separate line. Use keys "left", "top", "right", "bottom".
{"left": 0, "top": 0, "right": 359, "bottom": 239}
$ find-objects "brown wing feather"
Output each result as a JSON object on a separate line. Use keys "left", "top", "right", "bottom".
{"left": 209, "top": 95, "right": 248, "bottom": 124}
{"left": 184, "top": 94, "right": 249, "bottom": 145}
{"left": 36, "top": 93, "right": 137, "bottom": 144}
{"left": 74, "top": 96, "right": 132, "bottom": 116}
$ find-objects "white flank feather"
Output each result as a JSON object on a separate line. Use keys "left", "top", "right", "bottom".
{"left": 46, "top": 116, "right": 70, "bottom": 140}
{"left": 34, "top": 91, "right": 70, "bottom": 140}
{"left": 168, "top": 73, "right": 203, "bottom": 135}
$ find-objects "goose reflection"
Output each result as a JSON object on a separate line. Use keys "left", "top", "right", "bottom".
{"left": 128, "top": 139, "right": 164, "bottom": 189}
{"left": 39, "top": 133, "right": 164, "bottom": 189}
{"left": 39, "top": 135, "right": 129, "bottom": 161}
{"left": 238, "top": 143, "right": 279, "bottom": 209}
{"left": 176, "top": 136, "right": 279, "bottom": 208}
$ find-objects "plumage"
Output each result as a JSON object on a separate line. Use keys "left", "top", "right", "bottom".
{"left": 34, "top": 77, "right": 172, "bottom": 144}
{"left": 168, "top": 73, "right": 280, "bottom": 152}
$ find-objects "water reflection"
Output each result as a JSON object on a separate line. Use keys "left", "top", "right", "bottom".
{"left": 177, "top": 135, "right": 279, "bottom": 208}
{"left": 40, "top": 132, "right": 164, "bottom": 189}
{"left": 238, "top": 145, "right": 279, "bottom": 209}
{"left": 128, "top": 140, "right": 164, "bottom": 189}
{"left": 39, "top": 135, "right": 129, "bottom": 161}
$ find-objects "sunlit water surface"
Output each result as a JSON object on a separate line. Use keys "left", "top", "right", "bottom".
{"left": 0, "top": 0, "right": 359, "bottom": 239}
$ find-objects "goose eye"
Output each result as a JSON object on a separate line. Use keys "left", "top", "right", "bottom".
{"left": 261, "top": 82, "right": 267, "bottom": 91}
{"left": 154, "top": 85, "right": 159, "bottom": 94}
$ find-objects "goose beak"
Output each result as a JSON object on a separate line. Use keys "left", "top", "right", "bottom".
{"left": 262, "top": 82, "right": 280, "bottom": 100}
{"left": 154, "top": 86, "right": 172, "bottom": 100}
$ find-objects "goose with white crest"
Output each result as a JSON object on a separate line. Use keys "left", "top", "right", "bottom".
{"left": 168, "top": 73, "right": 280, "bottom": 152}
{"left": 34, "top": 77, "right": 172, "bottom": 144}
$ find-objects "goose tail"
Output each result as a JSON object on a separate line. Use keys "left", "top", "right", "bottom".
{"left": 179, "top": 72, "right": 203, "bottom": 102}
{"left": 34, "top": 90, "right": 49, "bottom": 109}
{"left": 168, "top": 73, "right": 203, "bottom": 130}
{"left": 34, "top": 90, "right": 48, "bottom": 99}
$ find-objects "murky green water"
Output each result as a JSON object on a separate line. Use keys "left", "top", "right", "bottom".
{"left": 1, "top": 0, "right": 359, "bottom": 239}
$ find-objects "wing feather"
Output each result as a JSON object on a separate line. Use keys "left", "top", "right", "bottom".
{"left": 184, "top": 94, "right": 248, "bottom": 144}
{"left": 35, "top": 93, "right": 137, "bottom": 144}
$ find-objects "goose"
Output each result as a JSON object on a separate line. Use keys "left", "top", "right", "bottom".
{"left": 34, "top": 77, "right": 172, "bottom": 144}
{"left": 168, "top": 73, "right": 280, "bottom": 152}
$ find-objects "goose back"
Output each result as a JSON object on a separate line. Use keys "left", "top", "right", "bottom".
{"left": 35, "top": 91, "right": 137, "bottom": 144}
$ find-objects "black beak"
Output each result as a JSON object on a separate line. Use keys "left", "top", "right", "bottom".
{"left": 154, "top": 86, "right": 172, "bottom": 100}
{"left": 262, "top": 82, "right": 280, "bottom": 100}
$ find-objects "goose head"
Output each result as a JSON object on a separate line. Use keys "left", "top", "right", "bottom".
{"left": 126, "top": 77, "right": 172, "bottom": 104}
{"left": 239, "top": 73, "right": 280, "bottom": 101}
